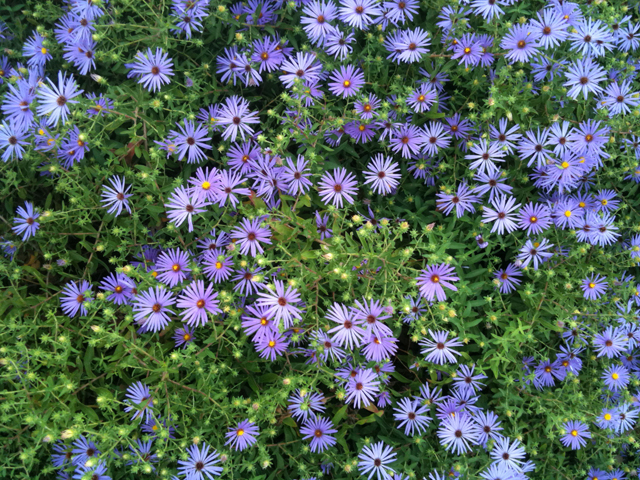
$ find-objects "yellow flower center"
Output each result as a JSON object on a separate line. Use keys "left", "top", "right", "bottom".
{"left": 151, "top": 271, "right": 158, "bottom": 278}
{"left": 343, "top": 80, "right": 351, "bottom": 87}
{"left": 570, "top": 430, "right": 578, "bottom": 437}
{"left": 183, "top": 333, "right": 191, "bottom": 341}
{"left": 215, "top": 261, "right": 223, "bottom": 269}
{"left": 41, "top": 47, "right": 48, "bottom": 54}
{"left": 464, "top": 47, "right": 471, "bottom": 54}
{"left": 172, "top": 264, "right": 180, "bottom": 271}
{"left": 579, "top": 202, "right": 586, "bottom": 208}
{"left": 237, "top": 429, "right": 245, "bottom": 436}
{"left": 564, "top": 210, "right": 571, "bottom": 217}
{"left": 202, "top": 181, "right": 211, "bottom": 190}
{"left": 260, "top": 317, "right": 268, "bottom": 326}
{"left": 604, "top": 413, "right": 611, "bottom": 421}
{"left": 561, "top": 161, "right": 569, "bottom": 169}
{"left": 358, "top": 125, "right": 365, "bottom": 131}
{"left": 268, "top": 340, "right": 276, "bottom": 347}
{"left": 418, "top": 95, "right": 425, "bottom": 102}
{"left": 601, "top": 199, "right": 608, "bottom": 205}
{"left": 588, "top": 283, "right": 595, "bottom": 288}
{"left": 38, "top": 129, "right": 45, "bottom": 135}
{"left": 533, "top": 242, "right": 540, "bottom": 248}
{"left": 612, "top": 373, "right": 619, "bottom": 380}
{"left": 530, "top": 216, "right": 537, "bottom": 222}
{"left": 152, "top": 425, "right": 158, "bottom": 431}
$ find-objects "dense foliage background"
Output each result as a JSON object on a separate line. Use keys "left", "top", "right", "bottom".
{"left": 1, "top": 0, "right": 640, "bottom": 478}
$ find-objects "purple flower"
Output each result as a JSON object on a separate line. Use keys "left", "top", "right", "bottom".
{"left": 328, "top": 65, "right": 365, "bottom": 98}
{"left": 23, "top": 32, "right": 52, "bottom": 67}
{"left": 315, "top": 211, "right": 333, "bottom": 239}
{"left": 125, "top": 48, "right": 174, "bottom": 92}
{"left": 279, "top": 52, "right": 322, "bottom": 88}
{"left": 451, "top": 33, "right": 482, "bottom": 68}
{"left": 71, "top": 436, "right": 100, "bottom": 467}
{"left": 466, "top": 139, "right": 505, "bottom": 175}
{"left": 230, "top": 217, "right": 272, "bottom": 257}
{"left": 156, "top": 249, "right": 190, "bottom": 287}
{"left": 36, "top": 71, "right": 83, "bottom": 127}
{"left": 345, "top": 368, "right": 380, "bottom": 409}
{"left": 518, "top": 202, "right": 551, "bottom": 235}
{"left": 301, "top": 1, "right": 338, "bottom": 44}
{"left": 300, "top": 416, "right": 337, "bottom": 452}
{"left": 495, "top": 264, "right": 522, "bottom": 294}
{"left": 177, "top": 280, "right": 221, "bottom": 327}
{"left": 232, "top": 266, "right": 265, "bottom": 296}
{"left": 101, "top": 176, "right": 132, "bottom": 216}
{"left": 398, "top": 27, "right": 430, "bottom": 63}
{"left": 390, "top": 124, "right": 424, "bottom": 158}
{"left": 255, "top": 280, "right": 302, "bottom": 328}
{"left": 363, "top": 154, "right": 400, "bottom": 195}
{"left": 12, "top": 201, "right": 40, "bottom": 241}
{"left": 2, "top": 81, "right": 35, "bottom": 130}
{"left": 60, "top": 280, "right": 92, "bottom": 318}
{"left": 419, "top": 330, "right": 462, "bottom": 365}
{"left": 124, "top": 381, "right": 154, "bottom": 421}
{"left": 256, "top": 331, "right": 289, "bottom": 361}
{"left": 407, "top": 83, "right": 436, "bottom": 112}
{"left": 242, "top": 304, "right": 277, "bottom": 342}
{"left": 581, "top": 274, "right": 607, "bottom": 300}
{"left": 202, "top": 249, "right": 234, "bottom": 283}
{"left": 417, "top": 264, "right": 459, "bottom": 302}
{"left": 593, "top": 326, "right": 626, "bottom": 358}
{"left": 318, "top": 168, "right": 358, "bottom": 207}
{"left": 517, "top": 238, "right": 554, "bottom": 270}
{"left": 132, "top": 287, "right": 176, "bottom": 333}
{"left": 437, "top": 412, "right": 480, "bottom": 455}
{"left": 453, "top": 364, "right": 487, "bottom": 393}
{"left": 473, "top": 170, "right": 513, "bottom": 202}
{"left": 436, "top": 183, "right": 478, "bottom": 218}
{"left": 474, "top": 410, "right": 504, "bottom": 446}
{"left": 100, "top": 272, "right": 136, "bottom": 305}
{"left": 422, "top": 121, "right": 451, "bottom": 156}
{"left": 0, "top": 121, "right": 29, "bottom": 162}
{"left": 482, "top": 194, "right": 520, "bottom": 235}
{"left": 338, "top": 0, "right": 382, "bottom": 29}
{"left": 602, "top": 365, "right": 630, "bottom": 392}
{"left": 326, "top": 302, "right": 364, "bottom": 349}
{"left": 490, "top": 437, "right": 527, "bottom": 471}
{"left": 217, "top": 95, "right": 260, "bottom": 142}
{"left": 225, "top": 419, "right": 259, "bottom": 451}
{"left": 288, "top": 390, "right": 326, "bottom": 421}
{"left": 392, "top": 398, "right": 431, "bottom": 436}
{"left": 173, "top": 325, "right": 196, "bottom": 349}
{"left": 358, "top": 442, "right": 396, "bottom": 480}
{"left": 560, "top": 421, "right": 591, "bottom": 450}
{"left": 362, "top": 334, "right": 398, "bottom": 362}
{"left": 177, "top": 443, "right": 222, "bottom": 480}
{"left": 500, "top": 24, "right": 541, "bottom": 63}
{"left": 283, "top": 155, "right": 313, "bottom": 195}
{"left": 564, "top": 57, "right": 607, "bottom": 100}
{"left": 352, "top": 298, "right": 392, "bottom": 338}
{"left": 215, "top": 170, "right": 251, "bottom": 208}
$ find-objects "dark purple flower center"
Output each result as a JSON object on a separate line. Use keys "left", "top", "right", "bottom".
{"left": 195, "top": 461, "right": 205, "bottom": 471}
{"left": 579, "top": 76, "right": 589, "bottom": 85}
{"left": 186, "top": 137, "right": 195, "bottom": 145}
{"left": 377, "top": 171, "right": 386, "bottom": 178}
{"left": 373, "top": 458, "right": 381, "bottom": 466}
{"left": 186, "top": 205, "right": 194, "bottom": 212}
{"left": 498, "top": 212, "right": 506, "bottom": 219}
{"left": 296, "top": 69, "right": 304, "bottom": 77}
{"left": 278, "top": 297, "right": 287, "bottom": 306}
{"left": 454, "top": 430, "right": 463, "bottom": 438}
{"left": 116, "top": 192, "right": 125, "bottom": 200}
{"left": 57, "top": 96, "right": 67, "bottom": 107}
{"left": 436, "top": 342, "right": 445, "bottom": 350}
{"left": 152, "top": 303, "right": 161, "bottom": 312}
{"left": 408, "top": 412, "right": 416, "bottom": 419}
{"left": 498, "top": 134, "right": 506, "bottom": 141}
{"left": 366, "top": 314, "right": 376, "bottom": 324}
{"left": 248, "top": 232, "right": 256, "bottom": 240}
{"left": 355, "top": 382, "right": 363, "bottom": 390}
{"left": 233, "top": 116, "right": 241, "bottom": 125}
{"left": 151, "top": 66, "right": 160, "bottom": 75}
{"left": 333, "top": 184, "right": 342, "bottom": 192}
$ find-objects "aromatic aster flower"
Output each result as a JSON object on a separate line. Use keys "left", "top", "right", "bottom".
{"left": 232, "top": 266, "right": 265, "bottom": 296}
{"left": 530, "top": 9, "right": 568, "bottom": 48}
{"left": 398, "top": 27, "right": 430, "bottom": 63}
{"left": 202, "top": 249, "right": 235, "bottom": 283}
{"left": 315, "top": 211, "right": 333, "bottom": 239}
{"left": 392, "top": 398, "right": 431, "bottom": 436}
{"left": 282, "top": 155, "right": 313, "bottom": 195}
{"left": 177, "top": 443, "right": 222, "bottom": 480}
{"left": 225, "top": 420, "right": 259, "bottom": 451}
{"left": 593, "top": 326, "right": 626, "bottom": 358}
{"left": 482, "top": 194, "right": 521, "bottom": 235}
{"left": 300, "top": 416, "right": 337, "bottom": 453}
{"left": 358, "top": 441, "right": 396, "bottom": 480}
{"left": 517, "top": 203, "right": 551, "bottom": 235}
{"left": 132, "top": 287, "right": 176, "bottom": 333}
{"left": 436, "top": 183, "right": 479, "bottom": 218}
{"left": 217, "top": 95, "right": 260, "bottom": 142}
{"left": 451, "top": 33, "right": 482, "bottom": 68}
{"left": 230, "top": 217, "right": 272, "bottom": 257}
{"left": 602, "top": 80, "right": 640, "bottom": 116}
{"left": 36, "top": 71, "right": 84, "bottom": 127}
{"left": 474, "top": 410, "right": 504, "bottom": 446}
{"left": 156, "top": 248, "right": 191, "bottom": 287}
{"left": 470, "top": 0, "right": 504, "bottom": 21}
{"left": 125, "top": 48, "right": 174, "bottom": 92}
{"left": 416, "top": 263, "right": 458, "bottom": 302}
{"left": 390, "top": 124, "right": 424, "bottom": 158}
{"left": 215, "top": 170, "right": 251, "bottom": 208}
{"left": 494, "top": 264, "right": 522, "bottom": 294}
{"left": 326, "top": 302, "right": 364, "bottom": 349}
{"left": 124, "top": 381, "right": 154, "bottom": 421}
{"left": 177, "top": 280, "right": 221, "bottom": 327}
{"left": 22, "top": 32, "right": 51, "bottom": 68}
{"left": 560, "top": 421, "right": 591, "bottom": 450}
{"left": 363, "top": 154, "right": 401, "bottom": 195}
{"left": 346, "top": 368, "right": 380, "bottom": 409}
{"left": 384, "top": 0, "right": 419, "bottom": 24}
{"left": 407, "top": 83, "right": 436, "bottom": 113}
{"left": 101, "top": 176, "right": 132, "bottom": 216}
{"left": 256, "top": 280, "right": 302, "bottom": 328}
{"left": 362, "top": 334, "right": 398, "bottom": 362}
{"left": 279, "top": 52, "right": 322, "bottom": 87}
{"left": 256, "top": 331, "right": 289, "bottom": 361}
{"left": 338, "top": 0, "right": 382, "bottom": 29}
{"left": 326, "top": 29, "right": 356, "bottom": 59}
{"left": 12, "top": 201, "right": 40, "bottom": 241}
{"left": 490, "top": 436, "right": 527, "bottom": 470}
{"left": 328, "top": 65, "right": 365, "bottom": 98}
{"left": 318, "top": 168, "right": 358, "bottom": 207}
{"left": 437, "top": 413, "right": 480, "bottom": 455}
{"left": 501, "top": 24, "right": 541, "bottom": 63}
{"left": 422, "top": 121, "right": 451, "bottom": 156}
{"left": 301, "top": 1, "right": 337, "bottom": 44}
{"left": 0, "top": 121, "right": 29, "bottom": 162}
{"left": 564, "top": 57, "right": 607, "bottom": 100}
{"left": 581, "top": 274, "right": 607, "bottom": 300}
{"left": 453, "top": 365, "right": 487, "bottom": 393}
{"left": 60, "top": 280, "right": 92, "bottom": 318}
{"left": 2, "top": 81, "right": 35, "bottom": 130}
{"left": 100, "top": 272, "right": 136, "bottom": 305}
{"left": 419, "top": 330, "right": 462, "bottom": 365}
{"left": 466, "top": 139, "right": 505, "bottom": 174}
{"left": 517, "top": 238, "right": 553, "bottom": 270}
{"left": 71, "top": 436, "right": 100, "bottom": 467}
{"left": 173, "top": 325, "right": 196, "bottom": 349}
{"left": 518, "top": 128, "right": 551, "bottom": 168}
{"left": 602, "top": 365, "right": 630, "bottom": 392}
